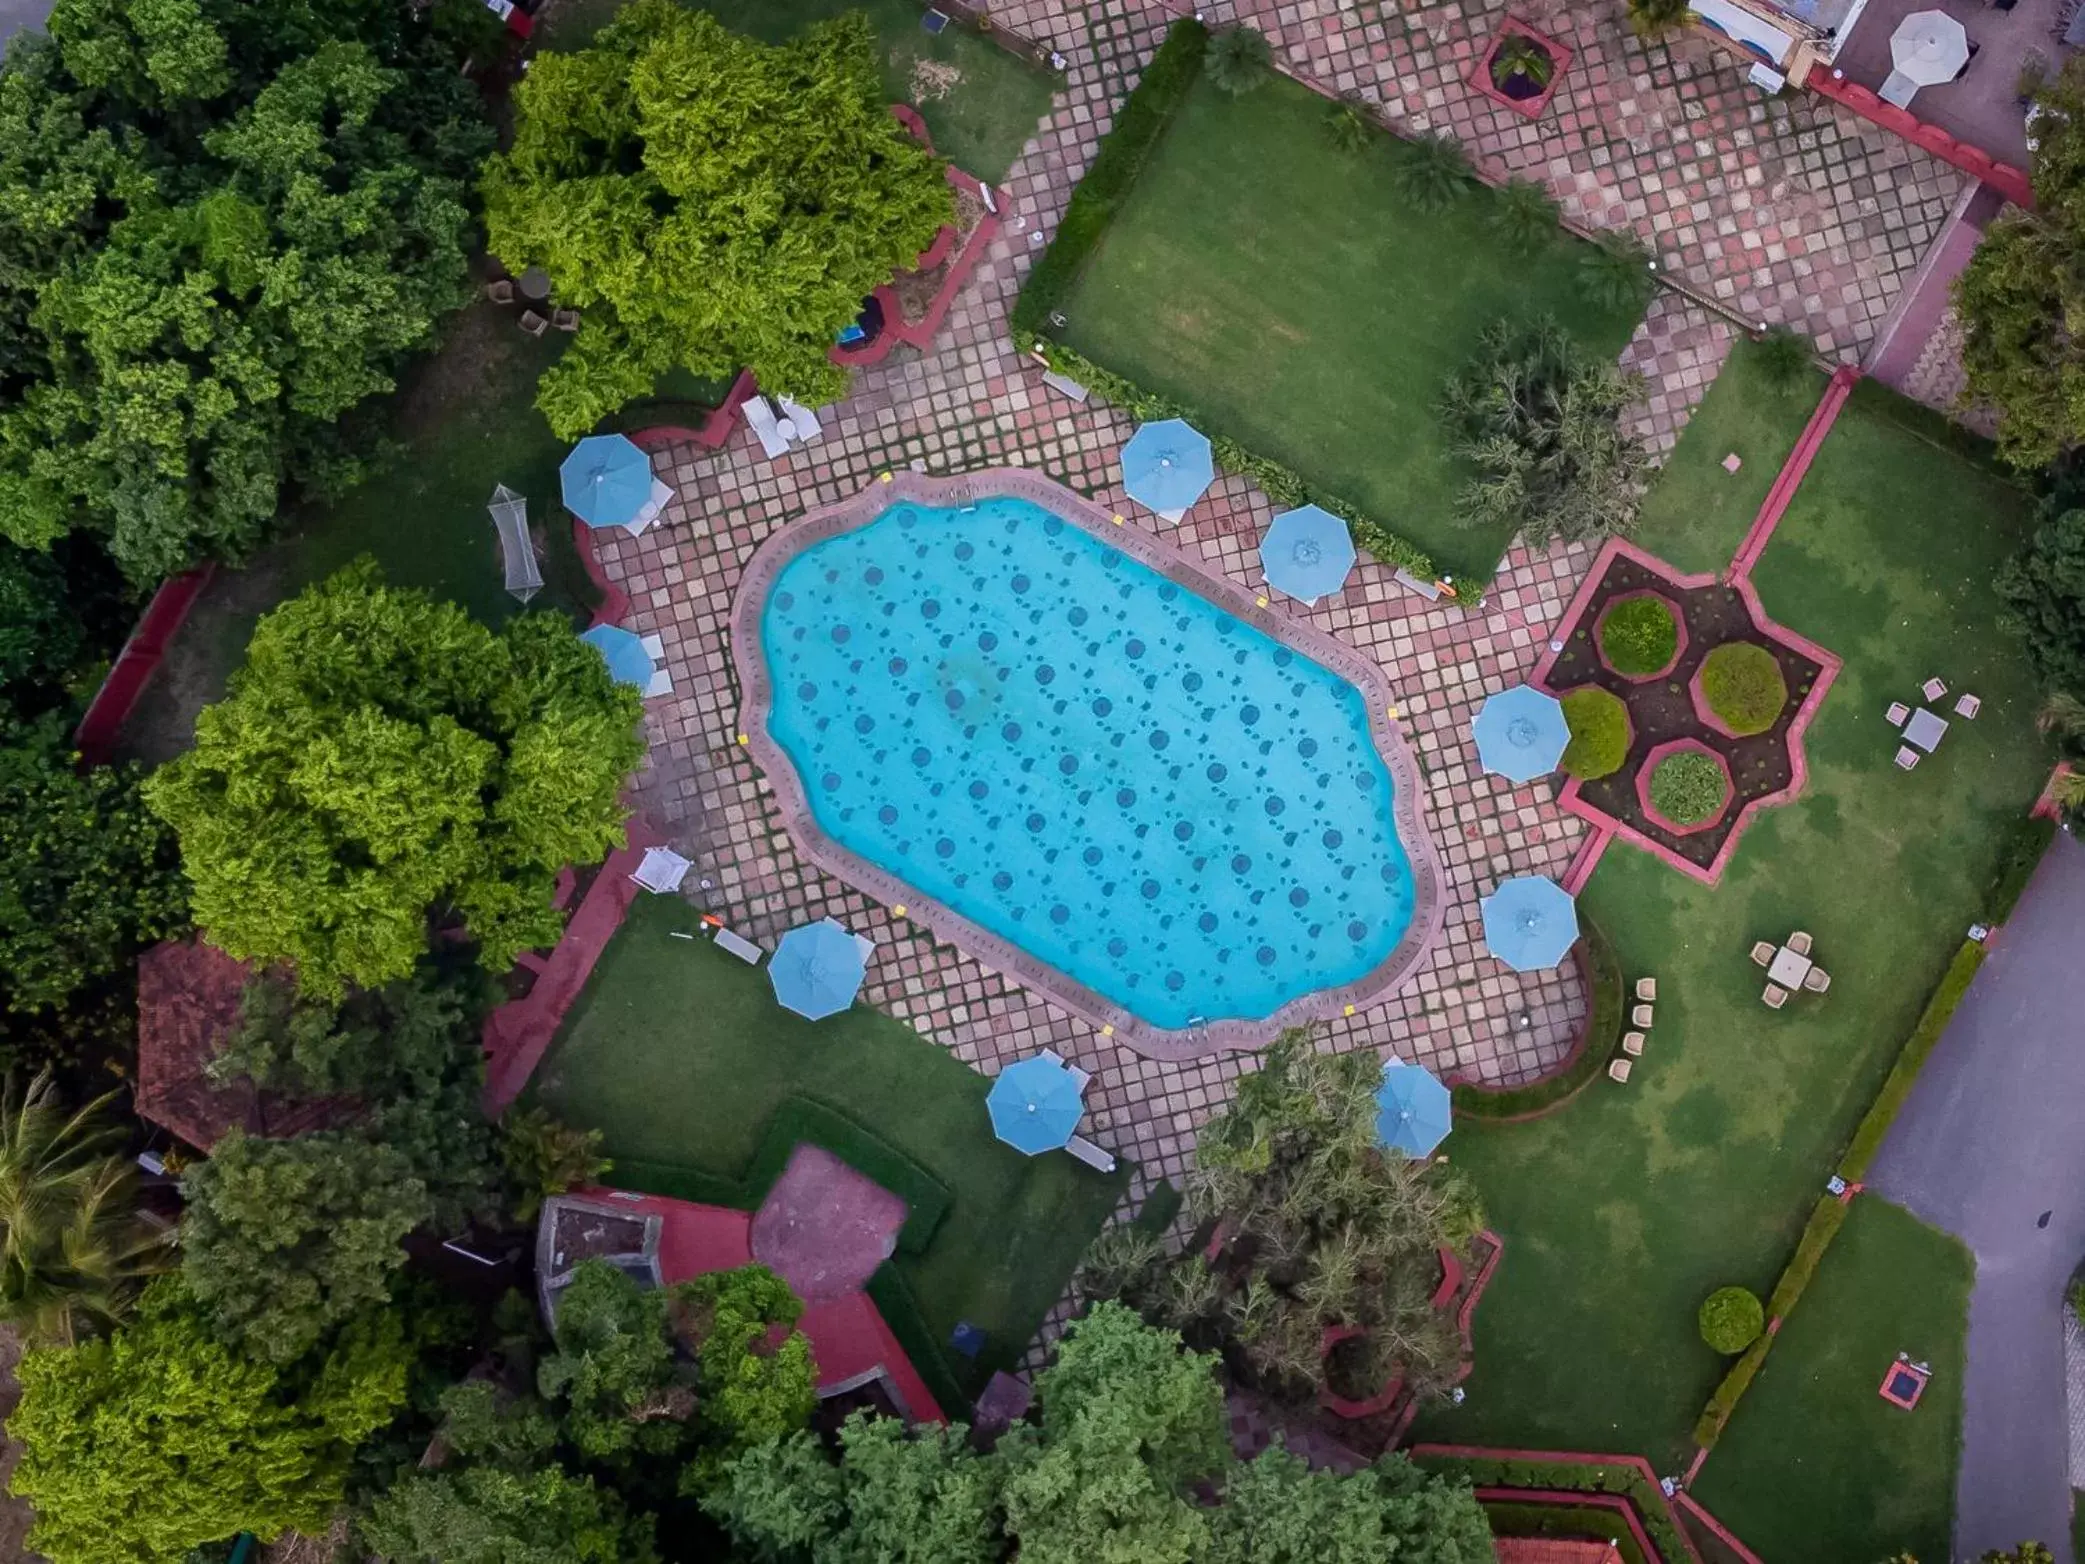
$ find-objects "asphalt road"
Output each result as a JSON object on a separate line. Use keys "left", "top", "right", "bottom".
{"left": 1870, "top": 828, "right": 2085, "bottom": 1563}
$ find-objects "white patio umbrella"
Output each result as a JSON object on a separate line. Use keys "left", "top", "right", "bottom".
{"left": 1889, "top": 10, "right": 1969, "bottom": 87}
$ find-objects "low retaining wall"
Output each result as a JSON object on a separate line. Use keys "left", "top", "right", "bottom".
{"left": 73, "top": 565, "right": 217, "bottom": 765}
{"left": 1808, "top": 71, "right": 2033, "bottom": 211}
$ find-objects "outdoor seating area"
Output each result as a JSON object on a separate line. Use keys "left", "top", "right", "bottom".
{"left": 744, "top": 393, "right": 826, "bottom": 461}
{"left": 1750, "top": 929, "right": 1832, "bottom": 1005}
{"left": 1608, "top": 976, "right": 1658, "bottom": 1083}
{"left": 1886, "top": 679, "right": 1976, "bottom": 770}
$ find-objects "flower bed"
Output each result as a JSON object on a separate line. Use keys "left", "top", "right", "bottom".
{"left": 1470, "top": 17, "right": 1573, "bottom": 120}
{"left": 1693, "top": 642, "right": 1787, "bottom": 737}
{"left": 1597, "top": 591, "right": 1683, "bottom": 679}
{"left": 1645, "top": 745, "right": 1731, "bottom": 831}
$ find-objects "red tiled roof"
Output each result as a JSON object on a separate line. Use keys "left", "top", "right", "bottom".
{"left": 1494, "top": 1540, "right": 1623, "bottom": 1564}
{"left": 134, "top": 940, "right": 341, "bottom": 1151}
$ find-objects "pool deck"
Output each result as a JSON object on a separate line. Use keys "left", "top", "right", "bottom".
{"left": 727, "top": 467, "right": 1447, "bottom": 1061}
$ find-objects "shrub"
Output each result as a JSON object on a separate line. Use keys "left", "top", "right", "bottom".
{"left": 1648, "top": 751, "right": 1727, "bottom": 825}
{"left": 1626, "top": 0, "right": 1694, "bottom": 37}
{"left": 1490, "top": 34, "right": 1555, "bottom": 92}
{"left": 1983, "top": 815, "right": 2058, "bottom": 924}
{"left": 1753, "top": 326, "right": 1815, "bottom": 386}
{"left": 1205, "top": 26, "right": 1274, "bottom": 96}
{"left": 1390, "top": 131, "right": 1474, "bottom": 215}
{"left": 1560, "top": 687, "right": 1630, "bottom": 780}
{"left": 1578, "top": 228, "right": 1657, "bottom": 313}
{"left": 1698, "top": 1286, "right": 1764, "bottom": 1354}
{"left": 1698, "top": 642, "right": 1788, "bottom": 735}
{"left": 1324, "top": 94, "right": 1373, "bottom": 155}
{"left": 1598, "top": 596, "right": 1677, "bottom": 674}
{"left": 1491, "top": 176, "right": 1561, "bottom": 258}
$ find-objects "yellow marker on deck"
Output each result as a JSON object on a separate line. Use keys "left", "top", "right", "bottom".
{"left": 1255, "top": 595, "right": 1269, "bottom": 608}
{"left": 1387, "top": 705, "right": 1402, "bottom": 720}
{"left": 1111, "top": 514, "right": 1125, "bottom": 526}
{"left": 893, "top": 905, "right": 907, "bottom": 918}
{"left": 878, "top": 472, "right": 894, "bottom": 484}
{"left": 736, "top": 734, "right": 748, "bottom": 745}
{"left": 1101, "top": 1025, "right": 1114, "bottom": 1038}
{"left": 1344, "top": 1004, "right": 1356, "bottom": 1017}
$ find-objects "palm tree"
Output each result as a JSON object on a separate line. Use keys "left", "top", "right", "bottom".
{"left": 0, "top": 1071, "right": 171, "bottom": 1345}
{"left": 1390, "top": 131, "right": 1474, "bottom": 215}
{"left": 1204, "top": 26, "right": 1274, "bottom": 97}
{"left": 1578, "top": 227, "right": 1657, "bottom": 312}
{"left": 1323, "top": 94, "right": 1373, "bottom": 156}
{"left": 2038, "top": 692, "right": 2085, "bottom": 750}
{"left": 1491, "top": 176, "right": 1561, "bottom": 258}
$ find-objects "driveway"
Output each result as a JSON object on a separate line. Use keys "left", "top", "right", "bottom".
{"left": 1870, "top": 828, "right": 2085, "bottom": 1562}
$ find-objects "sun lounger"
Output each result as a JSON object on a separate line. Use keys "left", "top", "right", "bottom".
{"left": 1064, "top": 1134, "right": 1116, "bottom": 1173}
{"left": 714, "top": 927, "right": 763, "bottom": 964}
{"left": 1040, "top": 370, "right": 1089, "bottom": 404}
{"left": 776, "top": 396, "right": 823, "bottom": 444}
{"left": 629, "top": 846, "right": 691, "bottom": 893}
{"left": 743, "top": 397, "right": 794, "bottom": 460}
{"left": 638, "top": 633, "right": 673, "bottom": 697}
{"left": 1393, "top": 568, "right": 1444, "bottom": 602}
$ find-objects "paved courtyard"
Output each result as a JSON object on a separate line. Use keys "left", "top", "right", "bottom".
{"left": 584, "top": 0, "right": 1971, "bottom": 1248}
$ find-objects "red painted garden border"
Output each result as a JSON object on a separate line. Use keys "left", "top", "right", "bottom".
{"left": 1474, "top": 1489, "right": 1663, "bottom": 1561}
{"left": 1807, "top": 71, "right": 2033, "bottom": 212}
{"left": 1726, "top": 366, "right": 1856, "bottom": 582}
{"left": 1470, "top": 17, "right": 1574, "bottom": 120}
{"left": 73, "top": 565, "right": 218, "bottom": 766}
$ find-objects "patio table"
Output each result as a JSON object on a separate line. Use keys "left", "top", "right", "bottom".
{"left": 1904, "top": 707, "right": 1950, "bottom": 753}
{"left": 1768, "top": 945, "right": 1813, "bottom": 990}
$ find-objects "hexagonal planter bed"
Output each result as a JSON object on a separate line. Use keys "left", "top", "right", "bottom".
{"left": 1472, "top": 18, "right": 1573, "bottom": 120}
{"left": 1595, "top": 590, "right": 1685, "bottom": 681}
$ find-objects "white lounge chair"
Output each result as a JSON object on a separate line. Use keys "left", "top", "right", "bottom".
{"left": 1064, "top": 1135, "right": 1116, "bottom": 1173}
{"left": 714, "top": 927, "right": 763, "bottom": 964}
{"left": 776, "top": 395, "right": 823, "bottom": 445}
{"left": 629, "top": 846, "right": 691, "bottom": 893}
{"left": 743, "top": 397, "right": 794, "bottom": 460}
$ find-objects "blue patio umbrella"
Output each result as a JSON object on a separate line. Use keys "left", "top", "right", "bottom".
{"left": 987, "top": 1054, "right": 1085, "bottom": 1155}
{"left": 560, "top": 434, "right": 653, "bottom": 532}
{"left": 1374, "top": 1060, "right": 1453, "bottom": 1159}
{"left": 768, "top": 918, "right": 868, "bottom": 1021}
{"left": 580, "top": 625, "right": 655, "bottom": 690}
{"left": 1120, "top": 419, "right": 1214, "bottom": 514}
{"left": 1260, "top": 506, "right": 1357, "bottom": 601}
{"left": 1472, "top": 684, "right": 1570, "bottom": 785}
{"left": 1480, "top": 874, "right": 1580, "bottom": 972}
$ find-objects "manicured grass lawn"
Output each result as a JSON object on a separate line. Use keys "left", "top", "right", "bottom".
{"left": 528, "top": 895, "right": 1129, "bottom": 1394}
{"left": 543, "top": 0, "right": 1057, "bottom": 185}
{"left": 1631, "top": 337, "right": 1828, "bottom": 579}
{"left": 1412, "top": 381, "right": 2047, "bottom": 1507}
{"left": 1056, "top": 72, "right": 1644, "bottom": 582}
{"left": 1689, "top": 1196, "right": 1970, "bottom": 1563}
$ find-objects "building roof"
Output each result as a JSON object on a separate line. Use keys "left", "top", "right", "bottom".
{"left": 133, "top": 940, "right": 340, "bottom": 1151}
{"left": 1493, "top": 1539, "right": 1624, "bottom": 1564}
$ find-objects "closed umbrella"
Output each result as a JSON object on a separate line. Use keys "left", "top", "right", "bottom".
{"left": 1472, "top": 684, "right": 1570, "bottom": 784}
{"left": 768, "top": 919, "right": 867, "bottom": 1020}
{"left": 561, "top": 435, "right": 654, "bottom": 532}
{"left": 1480, "top": 874, "right": 1579, "bottom": 972}
{"left": 987, "top": 1055, "right": 1085, "bottom": 1155}
{"left": 580, "top": 625, "right": 657, "bottom": 690}
{"left": 1120, "top": 419, "right": 1214, "bottom": 516}
{"left": 1259, "top": 506, "right": 1357, "bottom": 602}
{"left": 1889, "top": 10, "right": 1969, "bottom": 85}
{"left": 1374, "top": 1060, "right": 1452, "bottom": 1158}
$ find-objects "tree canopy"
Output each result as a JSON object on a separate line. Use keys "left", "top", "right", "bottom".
{"left": 1998, "top": 508, "right": 2085, "bottom": 699}
{"left": 482, "top": 0, "right": 953, "bottom": 438}
{"left": 0, "top": 0, "right": 493, "bottom": 580}
{"left": 1957, "top": 58, "right": 2085, "bottom": 469}
{"left": 357, "top": 1462, "right": 661, "bottom": 1564}
{"left": 144, "top": 559, "right": 644, "bottom": 997}
{"left": 9, "top": 1277, "right": 413, "bottom": 1563}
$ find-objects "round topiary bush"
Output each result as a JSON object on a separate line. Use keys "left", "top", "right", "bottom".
{"left": 1560, "top": 686, "right": 1629, "bottom": 780}
{"left": 1648, "top": 750, "right": 1727, "bottom": 825}
{"left": 1699, "top": 1285, "right": 1764, "bottom": 1354}
{"left": 1598, "top": 596, "right": 1677, "bottom": 675}
{"left": 1698, "top": 642, "right": 1788, "bottom": 736}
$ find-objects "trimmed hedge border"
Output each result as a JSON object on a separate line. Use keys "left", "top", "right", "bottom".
{"left": 1483, "top": 1501, "right": 1652, "bottom": 1564}
{"left": 1982, "top": 814, "right": 2056, "bottom": 925}
{"left": 739, "top": 1096, "right": 954, "bottom": 1256}
{"left": 1451, "top": 919, "right": 1623, "bottom": 1120}
{"left": 1693, "top": 936, "right": 1988, "bottom": 1449}
{"left": 865, "top": 1260, "right": 974, "bottom": 1418}
{"left": 1411, "top": 1453, "right": 1692, "bottom": 1562}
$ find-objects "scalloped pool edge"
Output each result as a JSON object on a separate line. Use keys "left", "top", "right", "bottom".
{"left": 728, "top": 468, "right": 1446, "bottom": 1062}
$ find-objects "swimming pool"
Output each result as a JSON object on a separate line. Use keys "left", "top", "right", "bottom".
{"left": 732, "top": 470, "right": 1441, "bottom": 1055}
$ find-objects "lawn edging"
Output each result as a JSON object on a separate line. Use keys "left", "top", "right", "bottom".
{"left": 1408, "top": 1444, "right": 1733, "bottom": 1563}
{"left": 1690, "top": 936, "right": 1988, "bottom": 1451}
{"left": 1449, "top": 920, "right": 1622, "bottom": 1120}
{"left": 740, "top": 1095, "right": 954, "bottom": 1256}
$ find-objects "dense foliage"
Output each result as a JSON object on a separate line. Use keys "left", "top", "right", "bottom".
{"left": 1079, "top": 1031, "right": 1481, "bottom": 1407}
{"left": 0, "top": 0, "right": 493, "bottom": 580}
{"left": 1998, "top": 509, "right": 2085, "bottom": 699}
{"left": 1389, "top": 131, "right": 1473, "bottom": 216}
{"left": 1647, "top": 750, "right": 1727, "bottom": 825}
{"left": 1697, "top": 1285, "right": 1764, "bottom": 1354}
{"left": 360, "top": 1461, "right": 661, "bottom": 1564}
{"left": 0, "top": 714, "right": 186, "bottom": 1014}
{"left": 1559, "top": 685, "right": 1629, "bottom": 780}
{"left": 1697, "top": 641, "right": 1787, "bottom": 736}
{"left": 10, "top": 1277, "right": 413, "bottom": 1563}
{"left": 1204, "top": 25, "right": 1273, "bottom": 97}
{"left": 145, "top": 560, "right": 643, "bottom": 996}
{"left": 500, "top": 1103, "right": 612, "bottom": 1224}
{"left": 482, "top": 0, "right": 952, "bottom": 438}
{"left": 1597, "top": 594, "right": 1676, "bottom": 675}
{"left": 1440, "top": 317, "right": 1648, "bottom": 549}
{"left": 1957, "top": 58, "right": 2085, "bottom": 469}
{"left": 709, "top": 1303, "right": 1496, "bottom": 1564}
{"left": 1490, "top": 177, "right": 1560, "bottom": 258}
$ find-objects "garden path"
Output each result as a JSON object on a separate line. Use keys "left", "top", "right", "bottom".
{"left": 1869, "top": 831, "right": 2085, "bottom": 1563}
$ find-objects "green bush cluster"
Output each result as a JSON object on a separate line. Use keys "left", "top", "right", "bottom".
{"left": 1560, "top": 686, "right": 1631, "bottom": 780}
{"left": 1408, "top": 1454, "right": 1689, "bottom": 1562}
{"left": 1598, "top": 596, "right": 1678, "bottom": 674}
{"left": 1647, "top": 750, "right": 1727, "bottom": 825}
{"left": 1697, "top": 642, "right": 1787, "bottom": 736}
{"left": 1697, "top": 1286, "right": 1764, "bottom": 1354}
{"left": 1452, "top": 919, "right": 1620, "bottom": 1120}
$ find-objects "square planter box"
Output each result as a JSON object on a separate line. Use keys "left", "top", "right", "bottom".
{"left": 1472, "top": 18, "right": 1573, "bottom": 120}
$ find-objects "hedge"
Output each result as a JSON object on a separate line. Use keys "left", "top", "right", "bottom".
{"left": 865, "top": 1260, "right": 976, "bottom": 1416}
{"left": 1452, "top": 919, "right": 1623, "bottom": 1120}
{"left": 1693, "top": 1328, "right": 1775, "bottom": 1449}
{"left": 1697, "top": 642, "right": 1786, "bottom": 736}
{"left": 1765, "top": 1194, "right": 1850, "bottom": 1322}
{"left": 1561, "top": 686, "right": 1630, "bottom": 780}
{"left": 1011, "top": 17, "right": 1207, "bottom": 343}
{"left": 1482, "top": 1502, "right": 1652, "bottom": 1564}
{"left": 1982, "top": 814, "right": 2056, "bottom": 925}
{"left": 741, "top": 1096, "right": 954, "bottom": 1255}
{"left": 1648, "top": 750, "right": 1727, "bottom": 825}
{"left": 1409, "top": 1454, "right": 1689, "bottom": 1562}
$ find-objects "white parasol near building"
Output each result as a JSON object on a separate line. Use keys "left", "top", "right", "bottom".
{"left": 1880, "top": 11, "right": 1969, "bottom": 105}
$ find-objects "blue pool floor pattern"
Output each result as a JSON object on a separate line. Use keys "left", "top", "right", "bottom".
{"left": 758, "top": 497, "right": 1417, "bottom": 1030}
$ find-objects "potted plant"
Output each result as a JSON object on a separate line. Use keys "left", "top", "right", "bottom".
{"left": 1490, "top": 34, "right": 1555, "bottom": 100}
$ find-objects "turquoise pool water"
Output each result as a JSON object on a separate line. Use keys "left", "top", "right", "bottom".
{"left": 758, "top": 497, "right": 1415, "bottom": 1029}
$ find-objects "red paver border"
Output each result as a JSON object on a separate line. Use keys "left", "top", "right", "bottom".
{"left": 73, "top": 564, "right": 218, "bottom": 765}
{"left": 1727, "top": 366, "right": 1856, "bottom": 581}
{"left": 725, "top": 466, "right": 1448, "bottom": 1062}
{"left": 1469, "top": 17, "right": 1574, "bottom": 120}
{"left": 1807, "top": 70, "right": 2033, "bottom": 211}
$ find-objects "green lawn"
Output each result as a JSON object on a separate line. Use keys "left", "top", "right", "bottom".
{"left": 1690, "top": 1197, "right": 1971, "bottom": 1563}
{"left": 1056, "top": 72, "right": 1644, "bottom": 582}
{"left": 1412, "top": 380, "right": 2046, "bottom": 1506}
{"left": 528, "top": 895, "right": 1129, "bottom": 1396}
{"left": 1631, "top": 337, "right": 1829, "bottom": 579}
{"left": 542, "top": 0, "right": 1057, "bottom": 184}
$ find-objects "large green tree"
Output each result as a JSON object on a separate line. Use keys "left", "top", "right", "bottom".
{"left": 179, "top": 1127, "right": 430, "bottom": 1365}
{"left": 144, "top": 560, "right": 644, "bottom": 997}
{"left": 1957, "top": 58, "right": 2085, "bottom": 469}
{"left": 1998, "top": 508, "right": 2085, "bottom": 698}
{"left": 357, "top": 1463, "right": 661, "bottom": 1564}
{"left": 482, "top": 0, "right": 953, "bottom": 438}
{"left": 9, "top": 1277, "right": 413, "bottom": 1564}
{"left": 0, "top": 0, "right": 493, "bottom": 580}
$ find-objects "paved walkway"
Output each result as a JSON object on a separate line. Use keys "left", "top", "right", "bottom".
{"left": 1869, "top": 831, "right": 2085, "bottom": 1564}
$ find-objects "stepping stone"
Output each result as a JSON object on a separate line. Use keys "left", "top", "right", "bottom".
{"left": 1722, "top": 452, "right": 1743, "bottom": 473}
